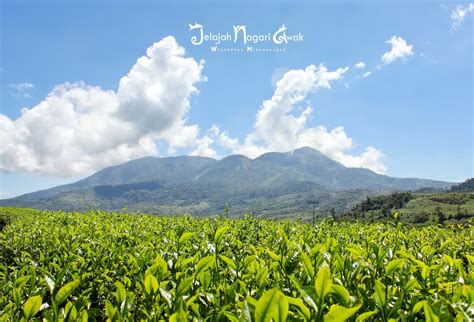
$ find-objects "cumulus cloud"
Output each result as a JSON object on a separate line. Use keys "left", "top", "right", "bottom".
{"left": 210, "top": 65, "right": 387, "bottom": 173}
{"left": 0, "top": 37, "right": 211, "bottom": 176}
{"left": 9, "top": 82, "right": 35, "bottom": 98}
{"left": 451, "top": 3, "right": 474, "bottom": 29}
{"left": 354, "top": 62, "right": 366, "bottom": 69}
{"left": 271, "top": 67, "right": 290, "bottom": 87}
{"left": 190, "top": 134, "right": 217, "bottom": 158}
{"left": 381, "top": 36, "right": 414, "bottom": 65}
{"left": 362, "top": 71, "right": 372, "bottom": 78}
{"left": 1, "top": 38, "right": 387, "bottom": 177}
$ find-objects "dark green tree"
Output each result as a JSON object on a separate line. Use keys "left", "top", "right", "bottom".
{"left": 434, "top": 206, "right": 445, "bottom": 224}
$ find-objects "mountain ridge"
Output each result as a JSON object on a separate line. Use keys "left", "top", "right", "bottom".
{"left": 0, "top": 147, "right": 454, "bottom": 217}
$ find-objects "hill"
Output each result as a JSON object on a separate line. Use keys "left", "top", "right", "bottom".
{"left": 0, "top": 147, "right": 454, "bottom": 217}
{"left": 450, "top": 178, "right": 474, "bottom": 192}
{"left": 339, "top": 191, "right": 474, "bottom": 224}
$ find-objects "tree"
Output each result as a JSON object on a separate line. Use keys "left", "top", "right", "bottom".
{"left": 413, "top": 211, "right": 429, "bottom": 224}
{"left": 223, "top": 203, "right": 231, "bottom": 217}
{"left": 450, "top": 178, "right": 474, "bottom": 192}
{"left": 329, "top": 207, "right": 336, "bottom": 218}
{"left": 455, "top": 207, "right": 469, "bottom": 220}
{"left": 309, "top": 199, "right": 318, "bottom": 225}
{"left": 434, "top": 206, "right": 445, "bottom": 224}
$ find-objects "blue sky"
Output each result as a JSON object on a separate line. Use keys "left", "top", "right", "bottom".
{"left": 0, "top": 1, "right": 473, "bottom": 198}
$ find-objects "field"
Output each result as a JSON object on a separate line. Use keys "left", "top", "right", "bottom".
{"left": 339, "top": 192, "right": 474, "bottom": 225}
{"left": 400, "top": 193, "right": 474, "bottom": 224}
{"left": 1, "top": 208, "right": 473, "bottom": 321}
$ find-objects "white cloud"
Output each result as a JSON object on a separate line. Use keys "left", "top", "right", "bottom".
{"left": 381, "top": 36, "right": 414, "bottom": 65}
{"left": 271, "top": 67, "right": 290, "bottom": 87}
{"left": 0, "top": 37, "right": 213, "bottom": 176}
{"left": 451, "top": 3, "right": 474, "bottom": 29}
{"left": 354, "top": 62, "right": 366, "bottom": 69}
{"left": 1, "top": 39, "right": 387, "bottom": 177}
{"left": 190, "top": 134, "right": 217, "bottom": 158}
{"left": 210, "top": 65, "right": 386, "bottom": 173}
{"left": 9, "top": 82, "right": 35, "bottom": 98}
{"left": 362, "top": 71, "right": 372, "bottom": 78}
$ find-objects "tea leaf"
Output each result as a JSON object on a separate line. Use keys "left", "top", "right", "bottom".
{"left": 23, "top": 295, "right": 42, "bottom": 319}
{"left": 55, "top": 280, "right": 80, "bottom": 306}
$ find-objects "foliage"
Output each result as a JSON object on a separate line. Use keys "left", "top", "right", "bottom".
{"left": 450, "top": 178, "right": 474, "bottom": 192}
{"left": 340, "top": 192, "right": 474, "bottom": 225}
{"left": 341, "top": 192, "right": 413, "bottom": 220}
{"left": 1, "top": 148, "right": 452, "bottom": 218}
{"left": 1, "top": 207, "right": 473, "bottom": 321}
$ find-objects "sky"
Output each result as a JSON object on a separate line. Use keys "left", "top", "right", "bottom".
{"left": 0, "top": 0, "right": 473, "bottom": 198}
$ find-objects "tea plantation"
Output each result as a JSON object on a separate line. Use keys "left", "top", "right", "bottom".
{"left": 0, "top": 207, "right": 473, "bottom": 321}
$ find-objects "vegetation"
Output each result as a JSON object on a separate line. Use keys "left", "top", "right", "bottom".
{"left": 1, "top": 148, "right": 452, "bottom": 218}
{"left": 450, "top": 178, "right": 474, "bottom": 193}
{"left": 341, "top": 192, "right": 413, "bottom": 220}
{"left": 1, "top": 207, "right": 473, "bottom": 321}
{"left": 340, "top": 192, "right": 474, "bottom": 224}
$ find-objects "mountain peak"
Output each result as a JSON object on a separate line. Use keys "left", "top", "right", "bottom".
{"left": 293, "top": 146, "right": 322, "bottom": 154}
{"left": 256, "top": 146, "right": 345, "bottom": 171}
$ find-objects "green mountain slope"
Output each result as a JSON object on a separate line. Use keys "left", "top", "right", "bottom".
{"left": 339, "top": 191, "right": 474, "bottom": 224}
{"left": 0, "top": 147, "right": 454, "bottom": 217}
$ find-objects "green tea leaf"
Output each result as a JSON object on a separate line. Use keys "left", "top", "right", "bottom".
{"left": 324, "top": 304, "right": 362, "bottom": 322}
{"left": 177, "top": 276, "right": 194, "bottom": 295}
{"left": 393, "top": 211, "right": 400, "bottom": 220}
{"left": 115, "top": 281, "right": 126, "bottom": 304}
{"left": 356, "top": 309, "right": 378, "bottom": 321}
{"left": 265, "top": 249, "right": 281, "bottom": 261}
{"left": 55, "top": 280, "right": 80, "bottom": 306}
{"left": 241, "top": 300, "right": 253, "bottom": 322}
{"left": 423, "top": 302, "right": 440, "bottom": 322}
{"left": 224, "top": 312, "right": 240, "bottom": 322}
{"left": 214, "top": 225, "right": 230, "bottom": 244}
{"left": 144, "top": 274, "right": 158, "bottom": 294}
{"left": 255, "top": 288, "right": 288, "bottom": 322}
{"left": 374, "top": 279, "right": 387, "bottom": 308}
{"left": 105, "top": 300, "right": 117, "bottom": 320}
{"left": 413, "top": 300, "right": 427, "bottom": 314}
{"left": 14, "top": 276, "right": 30, "bottom": 288}
{"left": 169, "top": 311, "right": 187, "bottom": 322}
{"left": 80, "top": 310, "right": 88, "bottom": 322}
{"left": 179, "top": 232, "right": 194, "bottom": 244}
{"left": 286, "top": 296, "right": 310, "bottom": 320}
{"left": 315, "top": 266, "right": 332, "bottom": 299}
{"left": 23, "top": 295, "right": 42, "bottom": 319}
{"left": 299, "top": 286, "right": 318, "bottom": 312}
{"left": 195, "top": 255, "right": 215, "bottom": 276}
{"left": 219, "top": 255, "right": 236, "bottom": 270}
{"left": 256, "top": 266, "right": 268, "bottom": 285}
{"left": 199, "top": 271, "right": 211, "bottom": 289}
{"left": 386, "top": 259, "right": 405, "bottom": 274}
{"left": 330, "top": 284, "right": 351, "bottom": 306}
{"left": 301, "top": 252, "right": 315, "bottom": 278}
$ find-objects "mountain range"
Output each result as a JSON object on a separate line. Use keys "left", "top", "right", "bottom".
{"left": 0, "top": 147, "right": 453, "bottom": 218}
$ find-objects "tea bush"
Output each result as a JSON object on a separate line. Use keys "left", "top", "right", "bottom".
{"left": 0, "top": 208, "right": 472, "bottom": 321}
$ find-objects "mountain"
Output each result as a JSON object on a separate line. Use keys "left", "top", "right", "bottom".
{"left": 0, "top": 147, "right": 454, "bottom": 218}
